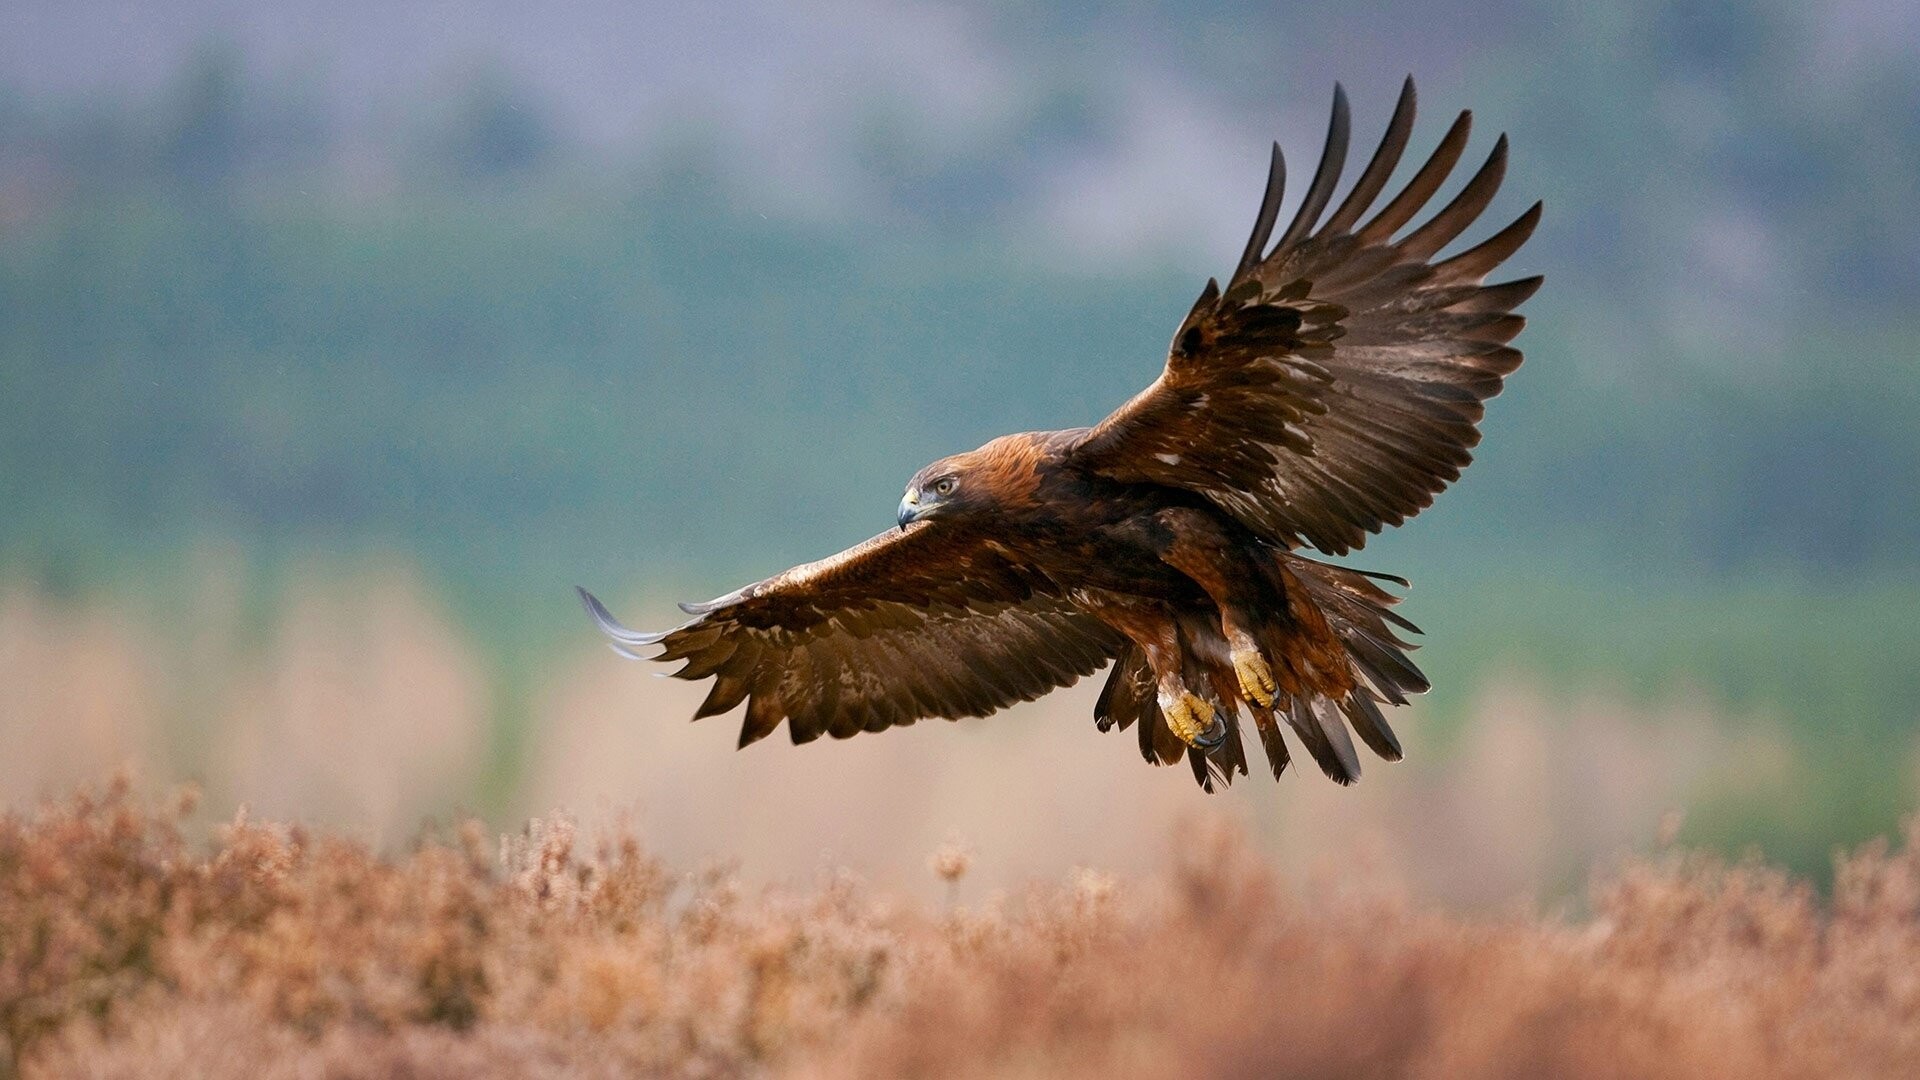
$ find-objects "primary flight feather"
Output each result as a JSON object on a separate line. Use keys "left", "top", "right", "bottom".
{"left": 580, "top": 78, "right": 1541, "bottom": 789}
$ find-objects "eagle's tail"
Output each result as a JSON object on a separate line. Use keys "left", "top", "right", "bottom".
{"left": 1260, "top": 551, "right": 1428, "bottom": 784}
{"left": 1089, "top": 551, "right": 1426, "bottom": 790}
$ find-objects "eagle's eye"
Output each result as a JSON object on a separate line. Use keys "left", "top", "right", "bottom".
{"left": 933, "top": 477, "right": 958, "bottom": 497}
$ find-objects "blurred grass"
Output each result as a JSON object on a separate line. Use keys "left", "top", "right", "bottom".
{"left": 6, "top": 548, "right": 1915, "bottom": 885}
{"left": 1407, "top": 566, "right": 1920, "bottom": 877}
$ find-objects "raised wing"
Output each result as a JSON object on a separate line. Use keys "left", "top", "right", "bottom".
{"left": 1071, "top": 78, "right": 1542, "bottom": 555}
{"left": 577, "top": 523, "right": 1123, "bottom": 747}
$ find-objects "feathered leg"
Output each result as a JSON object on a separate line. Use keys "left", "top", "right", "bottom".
{"left": 1153, "top": 509, "right": 1281, "bottom": 709}
{"left": 1082, "top": 597, "right": 1225, "bottom": 751}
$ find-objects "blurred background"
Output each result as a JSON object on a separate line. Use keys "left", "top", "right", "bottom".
{"left": 1, "top": 0, "right": 1916, "bottom": 904}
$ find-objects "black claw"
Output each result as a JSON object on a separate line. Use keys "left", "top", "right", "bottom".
{"left": 1191, "top": 717, "right": 1228, "bottom": 751}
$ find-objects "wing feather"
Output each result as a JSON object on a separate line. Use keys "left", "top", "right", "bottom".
{"left": 1233, "top": 143, "right": 1287, "bottom": 282}
{"left": 1071, "top": 79, "right": 1540, "bottom": 554}
{"left": 1354, "top": 109, "right": 1473, "bottom": 244}
{"left": 1320, "top": 76, "right": 1416, "bottom": 235}
{"left": 579, "top": 523, "right": 1124, "bottom": 746}
{"left": 1273, "top": 84, "right": 1349, "bottom": 252}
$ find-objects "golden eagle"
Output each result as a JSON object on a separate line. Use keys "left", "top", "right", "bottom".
{"left": 580, "top": 79, "right": 1540, "bottom": 789}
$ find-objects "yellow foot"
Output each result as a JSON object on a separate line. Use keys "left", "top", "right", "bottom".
{"left": 1232, "top": 647, "right": 1277, "bottom": 708}
{"left": 1163, "top": 692, "right": 1224, "bottom": 749}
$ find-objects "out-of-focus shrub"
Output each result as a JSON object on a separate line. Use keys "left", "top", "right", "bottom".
{"left": 7, "top": 781, "right": 1920, "bottom": 1078}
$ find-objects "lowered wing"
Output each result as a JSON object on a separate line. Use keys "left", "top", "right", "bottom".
{"left": 579, "top": 522, "right": 1123, "bottom": 747}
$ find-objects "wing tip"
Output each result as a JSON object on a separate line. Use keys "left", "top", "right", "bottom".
{"left": 576, "top": 585, "right": 669, "bottom": 650}
{"left": 1508, "top": 270, "right": 1546, "bottom": 302}
{"left": 1233, "top": 141, "right": 1288, "bottom": 281}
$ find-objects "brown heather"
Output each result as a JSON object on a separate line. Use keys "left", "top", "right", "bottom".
{"left": 1, "top": 780, "right": 1919, "bottom": 1078}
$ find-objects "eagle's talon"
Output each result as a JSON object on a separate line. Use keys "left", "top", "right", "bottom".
{"left": 1164, "top": 692, "right": 1224, "bottom": 749}
{"left": 1232, "top": 648, "right": 1277, "bottom": 708}
{"left": 1191, "top": 721, "right": 1226, "bottom": 751}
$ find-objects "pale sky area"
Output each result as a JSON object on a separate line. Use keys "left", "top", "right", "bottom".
{"left": 2, "top": 0, "right": 1915, "bottom": 344}
{"left": 0, "top": 1, "right": 1537, "bottom": 261}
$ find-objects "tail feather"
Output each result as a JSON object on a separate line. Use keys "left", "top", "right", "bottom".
{"left": 1188, "top": 747, "right": 1218, "bottom": 791}
{"left": 1274, "top": 552, "right": 1428, "bottom": 784}
{"left": 1224, "top": 722, "right": 1249, "bottom": 779}
{"left": 1189, "top": 733, "right": 1247, "bottom": 792}
{"left": 1341, "top": 689, "right": 1404, "bottom": 761}
{"left": 1091, "top": 647, "right": 1184, "bottom": 766}
{"left": 1305, "top": 695, "right": 1363, "bottom": 784}
{"left": 1250, "top": 704, "right": 1292, "bottom": 779}
{"left": 1315, "top": 696, "right": 1363, "bottom": 782}
{"left": 1289, "top": 555, "right": 1430, "bottom": 705}
{"left": 1279, "top": 693, "right": 1359, "bottom": 784}
{"left": 1095, "top": 647, "right": 1151, "bottom": 733}
{"left": 1145, "top": 698, "right": 1185, "bottom": 765}
{"left": 1344, "top": 630, "right": 1429, "bottom": 704}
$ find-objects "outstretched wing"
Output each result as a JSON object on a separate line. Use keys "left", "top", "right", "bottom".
{"left": 577, "top": 523, "right": 1123, "bottom": 747}
{"left": 1070, "top": 78, "right": 1542, "bottom": 555}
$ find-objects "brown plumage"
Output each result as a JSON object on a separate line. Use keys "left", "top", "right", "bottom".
{"left": 580, "top": 78, "right": 1540, "bottom": 788}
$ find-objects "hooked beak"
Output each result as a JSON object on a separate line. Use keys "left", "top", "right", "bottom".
{"left": 897, "top": 492, "right": 923, "bottom": 531}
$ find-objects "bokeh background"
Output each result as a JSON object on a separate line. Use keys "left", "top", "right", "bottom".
{"left": 2, "top": 0, "right": 1916, "bottom": 904}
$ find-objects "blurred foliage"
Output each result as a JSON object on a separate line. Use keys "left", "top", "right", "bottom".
{"left": 18, "top": 782, "right": 1920, "bottom": 1077}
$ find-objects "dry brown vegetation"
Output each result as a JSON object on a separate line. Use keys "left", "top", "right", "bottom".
{"left": 3, "top": 778, "right": 1920, "bottom": 1079}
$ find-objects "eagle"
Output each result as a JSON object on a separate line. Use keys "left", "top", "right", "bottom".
{"left": 579, "top": 79, "right": 1540, "bottom": 789}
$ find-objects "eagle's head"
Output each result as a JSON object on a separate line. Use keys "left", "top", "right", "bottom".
{"left": 898, "top": 434, "right": 1049, "bottom": 530}
{"left": 898, "top": 457, "right": 971, "bottom": 530}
